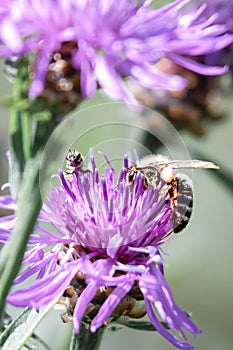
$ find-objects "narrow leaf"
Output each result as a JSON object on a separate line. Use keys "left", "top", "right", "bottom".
{"left": 0, "top": 309, "right": 30, "bottom": 346}
{"left": 8, "top": 57, "right": 31, "bottom": 198}
{"left": 115, "top": 316, "right": 169, "bottom": 331}
{"left": 69, "top": 330, "right": 78, "bottom": 350}
{"left": 0, "top": 54, "right": 82, "bottom": 321}
{"left": 0, "top": 155, "right": 42, "bottom": 317}
{"left": 0, "top": 304, "right": 55, "bottom": 350}
{"left": 24, "top": 333, "right": 51, "bottom": 350}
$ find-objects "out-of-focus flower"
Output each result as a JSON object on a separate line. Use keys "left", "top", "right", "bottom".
{"left": 129, "top": 0, "right": 233, "bottom": 135}
{"left": 0, "top": 0, "right": 232, "bottom": 103}
{"left": 0, "top": 151, "right": 201, "bottom": 349}
{"left": 178, "top": 0, "right": 233, "bottom": 84}
{"left": 196, "top": 0, "right": 233, "bottom": 78}
{"left": 188, "top": 0, "right": 233, "bottom": 33}
{"left": 129, "top": 58, "right": 224, "bottom": 136}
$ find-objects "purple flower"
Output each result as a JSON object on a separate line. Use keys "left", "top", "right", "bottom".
{"left": 189, "top": 0, "right": 233, "bottom": 33}
{"left": 204, "top": 1, "right": 233, "bottom": 85}
{"left": 0, "top": 0, "right": 232, "bottom": 103}
{"left": 178, "top": 0, "right": 233, "bottom": 70}
{"left": 0, "top": 152, "right": 201, "bottom": 349}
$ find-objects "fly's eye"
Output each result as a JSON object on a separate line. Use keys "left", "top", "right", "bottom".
{"left": 76, "top": 153, "right": 81, "bottom": 161}
{"left": 66, "top": 150, "right": 82, "bottom": 164}
{"left": 74, "top": 152, "right": 82, "bottom": 165}
{"left": 66, "top": 154, "right": 71, "bottom": 161}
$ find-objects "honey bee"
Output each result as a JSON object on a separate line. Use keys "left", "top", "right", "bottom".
{"left": 126, "top": 155, "right": 219, "bottom": 233}
{"left": 64, "top": 149, "right": 85, "bottom": 176}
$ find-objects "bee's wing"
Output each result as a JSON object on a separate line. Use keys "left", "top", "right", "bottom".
{"left": 138, "top": 155, "right": 219, "bottom": 170}
{"left": 154, "top": 160, "right": 219, "bottom": 170}
{"left": 137, "top": 154, "right": 169, "bottom": 168}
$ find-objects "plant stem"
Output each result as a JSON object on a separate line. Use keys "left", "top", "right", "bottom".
{"left": 0, "top": 154, "right": 42, "bottom": 318}
{"left": 69, "top": 324, "right": 105, "bottom": 350}
{"left": 0, "top": 56, "right": 81, "bottom": 321}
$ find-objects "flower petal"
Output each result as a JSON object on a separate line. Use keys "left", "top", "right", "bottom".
{"left": 145, "top": 299, "right": 195, "bottom": 350}
{"left": 7, "top": 261, "right": 80, "bottom": 308}
{"left": 73, "top": 281, "right": 99, "bottom": 333}
{"left": 167, "top": 53, "right": 229, "bottom": 75}
{"left": 90, "top": 280, "right": 134, "bottom": 331}
{"left": 0, "top": 195, "right": 16, "bottom": 210}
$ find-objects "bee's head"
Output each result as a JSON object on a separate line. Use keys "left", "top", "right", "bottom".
{"left": 126, "top": 168, "right": 149, "bottom": 189}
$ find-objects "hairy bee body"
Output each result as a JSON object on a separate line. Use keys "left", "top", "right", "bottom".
{"left": 126, "top": 154, "right": 218, "bottom": 234}
{"left": 169, "top": 175, "right": 193, "bottom": 233}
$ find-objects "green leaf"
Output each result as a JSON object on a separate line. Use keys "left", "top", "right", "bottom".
{"left": 69, "top": 331, "right": 78, "bottom": 350}
{"left": 1, "top": 312, "right": 12, "bottom": 329}
{"left": 115, "top": 316, "right": 169, "bottom": 331}
{"left": 33, "top": 110, "right": 52, "bottom": 122}
{"left": 0, "top": 309, "right": 30, "bottom": 346}
{"left": 0, "top": 154, "right": 42, "bottom": 317}
{"left": 8, "top": 56, "right": 32, "bottom": 197}
{"left": 0, "top": 59, "right": 58, "bottom": 318}
{"left": 24, "top": 333, "right": 51, "bottom": 350}
{"left": 2, "top": 96, "right": 31, "bottom": 110}
{"left": 0, "top": 305, "right": 55, "bottom": 350}
{"left": 0, "top": 55, "right": 82, "bottom": 321}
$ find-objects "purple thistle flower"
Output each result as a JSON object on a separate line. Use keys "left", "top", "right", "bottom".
{"left": 177, "top": 0, "right": 233, "bottom": 70}
{"left": 0, "top": 152, "right": 201, "bottom": 349}
{"left": 129, "top": 1, "right": 233, "bottom": 136}
{"left": 188, "top": 0, "right": 233, "bottom": 32}
{"left": 201, "top": 1, "right": 233, "bottom": 85}
{"left": 0, "top": 0, "right": 232, "bottom": 103}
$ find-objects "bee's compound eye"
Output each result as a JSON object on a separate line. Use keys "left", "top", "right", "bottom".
{"left": 144, "top": 176, "right": 149, "bottom": 188}
{"left": 161, "top": 166, "right": 174, "bottom": 183}
{"left": 127, "top": 170, "right": 137, "bottom": 184}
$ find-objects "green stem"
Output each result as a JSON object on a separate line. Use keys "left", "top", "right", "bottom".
{"left": 69, "top": 324, "right": 105, "bottom": 350}
{"left": 0, "top": 154, "right": 42, "bottom": 317}
{"left": 0, "top": 56, "right": 82, "bottom": 322}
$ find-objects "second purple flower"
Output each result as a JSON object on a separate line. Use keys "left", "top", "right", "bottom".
{"left": 0, "top": 0, "right": 232, "bottom": 103}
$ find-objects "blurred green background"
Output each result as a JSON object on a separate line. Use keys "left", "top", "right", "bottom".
{"left": 1, "top": 0, "right": 233, "bottom": 348}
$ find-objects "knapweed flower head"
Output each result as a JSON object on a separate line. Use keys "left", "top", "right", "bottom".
{"left": 129, "top": 0, "right": 233, "bottom": 135}
{"left": 178, "top": 0, "right": 233, "bottom": 70}
{"left": 0, "top": 0, "right": 232, "bottom": 103}
{"left": 186, "top": 0, "right": 233, "bottom": 33}
{"left": 129, "top": 57, "right": 226, "bottom": 136}
{"left": 0, "top": 151, "right": 201, "bottom": 349}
